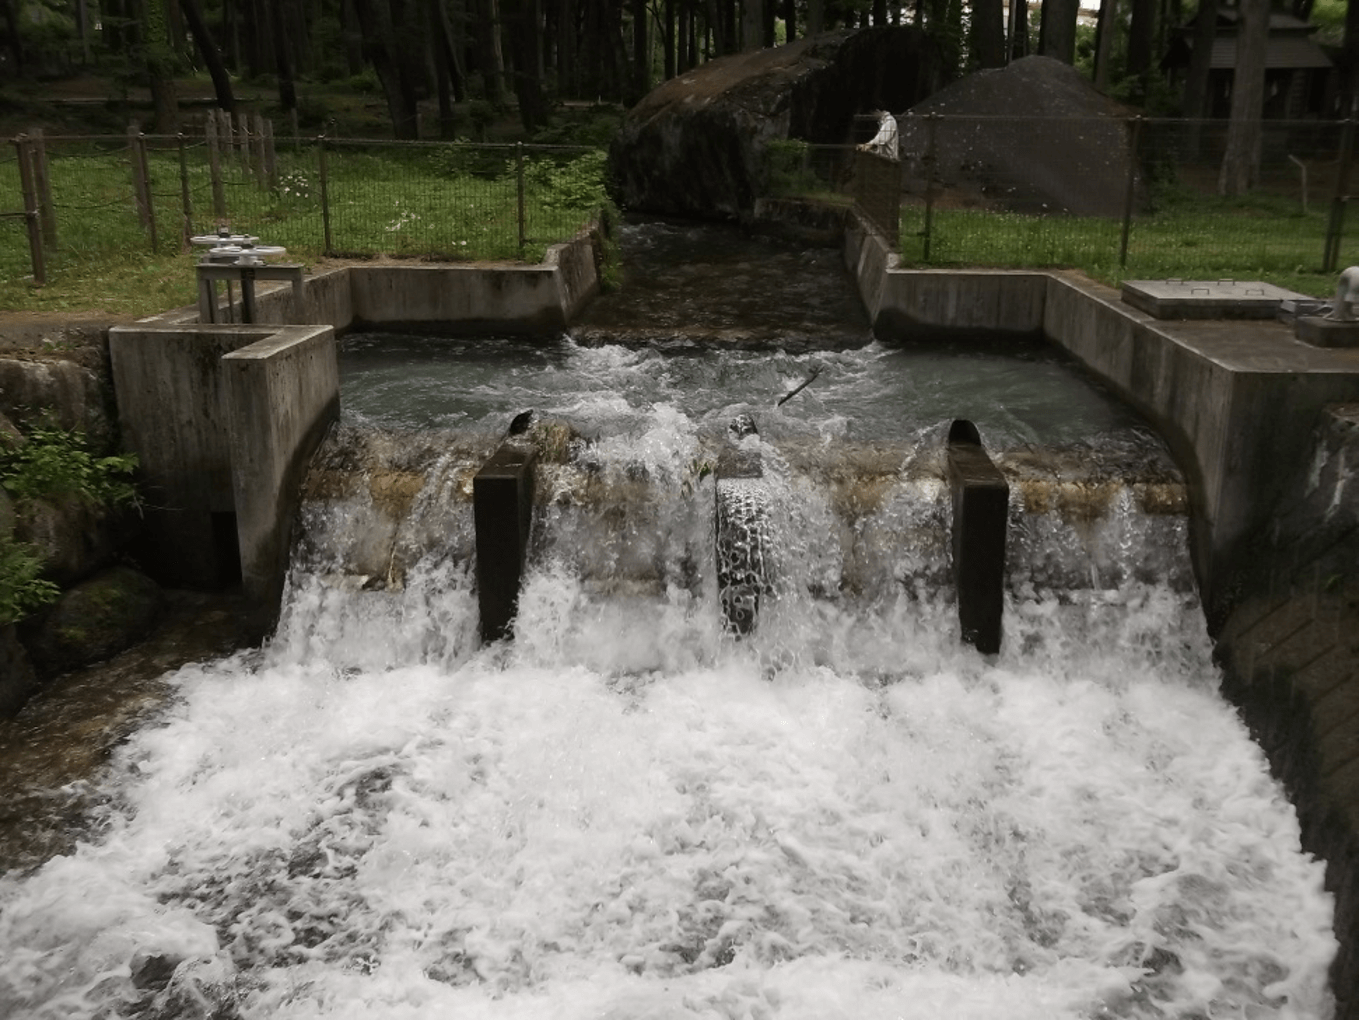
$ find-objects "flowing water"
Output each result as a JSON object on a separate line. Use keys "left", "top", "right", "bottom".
{"left": 0, "top": 220, "right": 1337, "bottom": 1020}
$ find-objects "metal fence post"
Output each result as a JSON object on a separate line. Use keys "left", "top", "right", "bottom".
{"left": 318, "top": 135, "right": 333, "bottom": 255}
{"left": 13, "top": 135, "right": 46, "bottom": 285}
{"left": 922, "top": 113, "right": 939, "bottom": 262}
{"left": 1324, "top": 119, "right": 1354, "bottom": 272}
{"left": 206, "top": 109, "right": 227, "bottom": 221}
{"left": 1119, "top": 116, "right": 1143, "bottom": 269}
{"left": 516, "top": 141, "right": 526, "bottom": 257}
{"left": 177, "top": 132, "right": 193, "bottom": 250}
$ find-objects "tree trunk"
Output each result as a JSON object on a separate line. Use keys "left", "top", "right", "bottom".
{"left": 272, "top": 0, "right": 297, "bottom": 112}
{"left": 143, "top": 0, "right": 180, "bottom": 132}
{"left": 741, "top": 0, "right": 761, "bottom": 51}
{"left": 1007, "top": 0, "right": 1028, "bottom": 61}
{"left": 507, "top": 0, "right": 549, "bottom": 129}
{"left": 478, "top": 0, "right": 507, "bottom": 104}
{"left": 179, "top": 0, "right": 237, "bottom": 113}
{"left": 341, "top": 0, "right": 365, "bottom": 74}
{"left": 783, "top": 0, "right": 795, "bottom": 42}
{"left": 1126, "top": 0, "right": 1155, "bottom": 89}
{"left": 634, "top": 0, "right": 650, "bottom": 93}
{"left": 353, "top": 0, "right": 420, "bottom": 137}
{"left": 1343, "top": 0, "right": 1359, "bottom": 116}
{"left": 1181, "top": 0, "right": 1215, "bottom": 155}
{"left": 1218, "top": 0, "right": 1268, "bottom": 195}
{"left": 1092, "top": 0, "right": 1118, "bottom": 89}
{"left": 971, "top": 0, "right": 1004, "bottom": 69}
{"left": 1038, "top": 0, "right": 1078, "bottom": 63}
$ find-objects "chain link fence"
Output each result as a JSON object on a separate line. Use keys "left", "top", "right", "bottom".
{"left": 771, "top": 115, "right": 1357, "bottom": 294}
{"left": 1, "top": 131, "right": 607, "bottom": 288}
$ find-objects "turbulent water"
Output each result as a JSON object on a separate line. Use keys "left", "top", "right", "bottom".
{"left": 0, "top": 219, "right": 1337, "bottom": 1020}
{"left": 0, "top": 414, "right": 1336, "bottom": 1020}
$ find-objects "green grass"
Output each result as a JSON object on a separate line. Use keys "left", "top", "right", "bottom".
{"left": 0, "top": 140, "right": 608, "bottom": 316}
{"left": 899, "top": 185, "right": 1344, "bottom": 297}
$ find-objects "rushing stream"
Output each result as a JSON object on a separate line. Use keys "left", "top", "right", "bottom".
{"left": 0, "top": 219, "right": 1337, "bottom": 1020}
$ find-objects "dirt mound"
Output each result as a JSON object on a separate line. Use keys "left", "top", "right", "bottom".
{"left": 899, "top": 56, "right": 1140, "bottom": 217}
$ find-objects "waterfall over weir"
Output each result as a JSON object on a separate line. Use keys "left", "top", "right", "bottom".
{"left": 0, "top": 221, "right": 1338, "bottom": 1020}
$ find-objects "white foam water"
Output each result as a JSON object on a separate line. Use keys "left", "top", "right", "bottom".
{"left": 0, "top": 567, "right": 1336, "bottom": 1020}
{"left": 0, "top": 408, "right": 1336, "bottom": 1020}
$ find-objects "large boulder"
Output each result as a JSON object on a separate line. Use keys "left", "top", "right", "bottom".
{"left": 20, "top": 565, "right": 162, "bottom": 677}
{"left": 0, "top": 356, "right": 114, "bottom": 450}
{"left": 610, "top": 27, "right": 945, "bottom": 220}
{"left": 899, "top": 56, "right": 1140, "bottom": 217}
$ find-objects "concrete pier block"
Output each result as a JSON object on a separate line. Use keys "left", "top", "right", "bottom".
{"left": 1295, "top": 315, "right": 1359, "bottom": 349}
{"left": 947, "top": 419, "right": 1009, "bottom": 654}
{"left": 474, "top": 443, "right": 536, "bottom": 642}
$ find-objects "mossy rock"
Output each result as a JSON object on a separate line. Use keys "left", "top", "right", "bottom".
{"left": 22, "top": 566, "right": 162, "bottom": 676}
{"left": 0, "top": 623, "right": 37, "bottom": 718}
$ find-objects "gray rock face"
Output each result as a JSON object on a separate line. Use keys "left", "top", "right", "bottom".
{"left": 0, "top": 357, "right": 113, "bottom": 450}
{"left": 13, "top": 494, "right": 124, "bottom": 587}
{"left": 899, "top": 56, "right": 1140, "bottom": 217}
{"left": 609, "top": 27, "right": 944, "bottom": 221}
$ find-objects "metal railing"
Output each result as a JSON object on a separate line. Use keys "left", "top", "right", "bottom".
{"left": 772, "top": 115, "right": 1357, "bottom": 289}
{"left": 1, "top": 131, "right": 607, "bottom": 287}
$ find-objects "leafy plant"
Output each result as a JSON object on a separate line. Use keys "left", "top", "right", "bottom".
{"left": 0, "top": 536, "right": 59, "bottom": 627}
{"left": 0, "top": 427, "right": 140, "bottom": 510}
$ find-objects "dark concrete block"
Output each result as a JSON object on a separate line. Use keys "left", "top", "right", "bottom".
{"left": 473, "top": 444, "right": 536, "bottom": 643}
{"left": 947, "top": 420, "right": 1008, "bottom": 655}
{"left": 1296, "top": 316, "right": 1359, "bottom": 349}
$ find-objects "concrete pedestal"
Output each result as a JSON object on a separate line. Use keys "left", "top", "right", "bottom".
{"left": 1295, "top": 315, "right": 1359, "bottom": 349}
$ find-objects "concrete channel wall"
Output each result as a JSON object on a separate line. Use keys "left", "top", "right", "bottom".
{"left": 143, "top": 226, "right": 602, "bottom": 334}
{"left": 846, "top": 215, "right": 1359, "bottom": 1019}
{"left": 109, "top": 325, "right": 339, "bottom": 624}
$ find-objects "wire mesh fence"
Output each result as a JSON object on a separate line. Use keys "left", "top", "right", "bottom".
{"left": 769, "top": 115, "right": 1357, "bottom": 293}
{"left": 1, "top": 131, "right": 607, "bottom": 288}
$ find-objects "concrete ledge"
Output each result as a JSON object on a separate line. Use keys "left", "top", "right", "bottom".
{"left": 1298, "top": 316, "right": 1359, "bottom": 349}
{"left": 844, "top": 216, "right": 1359, "bottom": 611}
{"left": 109, "top": 323, "right": 338, "bottom": 621}
{"left": 223, "top": 326, "right": 341, "bottom": 612}
{"left": 138, "top": 223, "right": 602, "bottom": 335}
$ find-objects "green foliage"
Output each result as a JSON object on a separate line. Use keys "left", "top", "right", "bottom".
{"left": 526, "top": 150, "right": 610, "bottom": 213}
{"left": 766, "top": 139, "right": 816, "bottom": 197}
{"left": 0, "top": 536, "right": 59, "bottom": 627}
{"left": 0, "top": 427, "right": 140, "bottom": 510}
{"left": 0, "top": 426, "right": 139, "bottom": 625}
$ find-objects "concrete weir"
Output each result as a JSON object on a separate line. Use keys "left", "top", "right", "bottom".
{"left": 111, "top": 226, "right": 600, "bottom": 625}
{"left": 844, "top": 214, "right": 1359, "bottom": 1017}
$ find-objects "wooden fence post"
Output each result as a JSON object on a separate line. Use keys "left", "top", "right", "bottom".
{"left": 236, "top": 112, "right": 251, "bottom": 170}
{"left": 128, "top": 124, "right": 158, "bottom": 253}
{"left": 252, "top": 113, "right": 268, "bottom": 188}
{"left": 13, "top": 135, "right": 46, "bottom": 285}
{"left": 262, "top": 117, "right": 277, "bottom": 190}
{"left": 30, "top": 127, "right": 55, "bottom": 247}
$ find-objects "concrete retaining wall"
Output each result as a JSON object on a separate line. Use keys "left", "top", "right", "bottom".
{"left": 844, "top": 214, "right": 1359, "bottom": 1016}
{"left": 109, "top": 324, "right": 338, "bottom": 622}
{"left": 223, "top": 328, "right": 341, "bottom": 610}
{"left": 142, "top": 225, "right": 601, "bottom": 335}
{"left": 846, "top": 219, "right": 1359, "bottom": 614}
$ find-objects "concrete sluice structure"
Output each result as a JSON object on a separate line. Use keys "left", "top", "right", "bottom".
{"left": 13, "top": 211, "right": 1359, "bottom": 1015}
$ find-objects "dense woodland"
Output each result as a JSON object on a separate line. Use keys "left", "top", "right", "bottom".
{"left": 1, "top": 0, "right": 1357, "bottom": 191}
